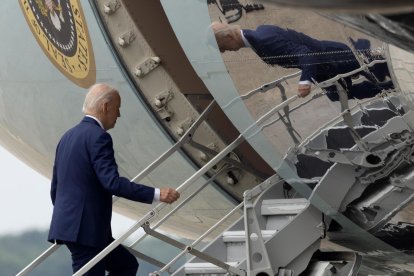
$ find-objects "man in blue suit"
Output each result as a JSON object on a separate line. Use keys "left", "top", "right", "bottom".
{"left": 48, "top": 83, "right": 180, "bottom": 275}
{"left": 211, "top": 22, "right": 393, "bottom": 101}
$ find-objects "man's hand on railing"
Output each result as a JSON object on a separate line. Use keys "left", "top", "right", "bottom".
{"left": 298, "top": 84, "right": 311, "bottom": 98}
{"left": 160, "top": 188, "right": 180, "bottom": 204}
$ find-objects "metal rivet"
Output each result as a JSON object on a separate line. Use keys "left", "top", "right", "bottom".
{"left": 118, "top": 37, "right": 126, "bottom": 47}
{"left": 154, "top": 98, "right": 162, "bottom": 108}
{"left": 250, "top": 233, "right": 258, "bottom": 241}
{"left": 103, "top": 5, "right": 112, "bottom": 14}
{"left": 200, "top": 152, "right": 208, "bottom": 162}
{"left": 176, "top": 127, "right": 184, "bottom": 136}
{"left": 134, "top": 68, "right": 142, "bottom": 77}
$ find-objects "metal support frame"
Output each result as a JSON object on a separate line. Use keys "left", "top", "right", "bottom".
{"left": 244, "top": 174, "right": 282, "bottom": 200}
{"left": 297, "top": 95, "right": 383, "bottom": 149}
{"left": 126, "top": 247, "right": 167, "bottom": 270}
{"left": 243, "top": 176, "right": 282, "bottom": 276}
{"left": 336, "top": 80, "right": 370, "bottom": 151}
{"left": 149, "top": 202, "right": 245, "bottom": 275}
{"left": 276, "top": 83, "right": 302, "bottom": 145}
{"left": 243, "top": 208, "right": 271, "bottom": 276}
{"left": 309, "top": 59, "right": 389, "bottom": 153}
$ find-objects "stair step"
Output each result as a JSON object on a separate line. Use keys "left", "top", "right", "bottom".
{"left": 184, "top": 262, "right": 239, "bottom": 274}
{"left": 222, "top": 230, "right": 276, "bottom": 243}
{"left": 261, "top": 198, "right": 308, "bottom": 216}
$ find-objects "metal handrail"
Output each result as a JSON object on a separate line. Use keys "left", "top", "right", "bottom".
{"left": 128, "top": 167, "right": 229, "bottom": 248}
{"left": 313, "top": 60, "right": 387, "bottom": 152}
{"left": 316, "top": 59, "right": 387, "bottom": 88}
{"left": 222, "top": 71, "right": 301, "bottom": 110}
{"left": 245, "top": 94, "right": 299, "bottom": 140}
{"left": 260, "top": 59, "right": 392, "bottom": 150}
{"left": 261, "top": 91, "right": 325, "bottom": 132}
{"left": 16, "top": 243, "right": 60, "bottom": 276}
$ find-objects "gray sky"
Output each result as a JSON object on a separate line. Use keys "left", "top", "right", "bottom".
{"left": 0, "top": 145, "right": 135, "bottom": 237}
{"left": 0, "top": 145, "right": 52, "bottom": 234}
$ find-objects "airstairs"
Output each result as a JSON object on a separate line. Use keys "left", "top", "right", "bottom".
{"left": 165, "top": 180, "right": 351, "bottom": 276}
{"left": 17, "top": 52, "right": 409, "bottom": 275}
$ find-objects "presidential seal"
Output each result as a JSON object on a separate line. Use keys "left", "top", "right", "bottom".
{"left": 19, "top": 0, "right": 96, "bottom": 88}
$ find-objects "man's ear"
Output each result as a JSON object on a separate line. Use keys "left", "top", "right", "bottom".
{"left": 102, "top": 101, "right": 109, "bottom": 113}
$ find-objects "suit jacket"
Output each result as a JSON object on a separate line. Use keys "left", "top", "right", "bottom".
{"left": 242, "top": 25, "right": 361, "bottom": 83}
{"left": 48, "top": 117, "right": 155, "bottom": 248}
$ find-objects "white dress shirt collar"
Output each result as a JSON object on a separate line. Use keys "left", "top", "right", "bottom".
{"left": 85, "top": 115, "right": 104, "bottom": 130}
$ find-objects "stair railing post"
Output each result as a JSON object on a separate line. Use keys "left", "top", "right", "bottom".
{"left": 243, "top": 179, "right": 275, "bottom": 276}
{"left": 150, "top": 202, "right": 245, "bottom": 276}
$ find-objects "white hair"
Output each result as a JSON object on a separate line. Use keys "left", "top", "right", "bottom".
{"left": 211, "top": 21, "right": 240, "bottom": 40}
{"left": 82, "top": 84, "right": 118, "bottom": 114}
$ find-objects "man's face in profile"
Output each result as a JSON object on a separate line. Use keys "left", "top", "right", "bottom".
{"left": 105, "top": 93, "right": 121, "bottom": 130}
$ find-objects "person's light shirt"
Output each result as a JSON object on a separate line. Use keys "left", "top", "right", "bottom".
{"left": 85, "top": 114, "right": 104, "bottom": 129}
{"left": 240, "top": 30, "right": 251, "bottom": 48}
{"left": 85, "top": 115, "right": 160, "bottom": 202}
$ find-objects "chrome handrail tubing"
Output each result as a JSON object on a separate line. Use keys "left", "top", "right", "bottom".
{"left": 128, "top": 167, "right": 228, "bottom": 248}
{"left": 16, "top": 243, "right": 61, "bottom": 276}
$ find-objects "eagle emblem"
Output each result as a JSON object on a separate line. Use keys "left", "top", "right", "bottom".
{"left": 19, "top": 0, "right": 96, "bottom": 88}
{"left": 36, "top": 0, "right": 65, "bottom": 31}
